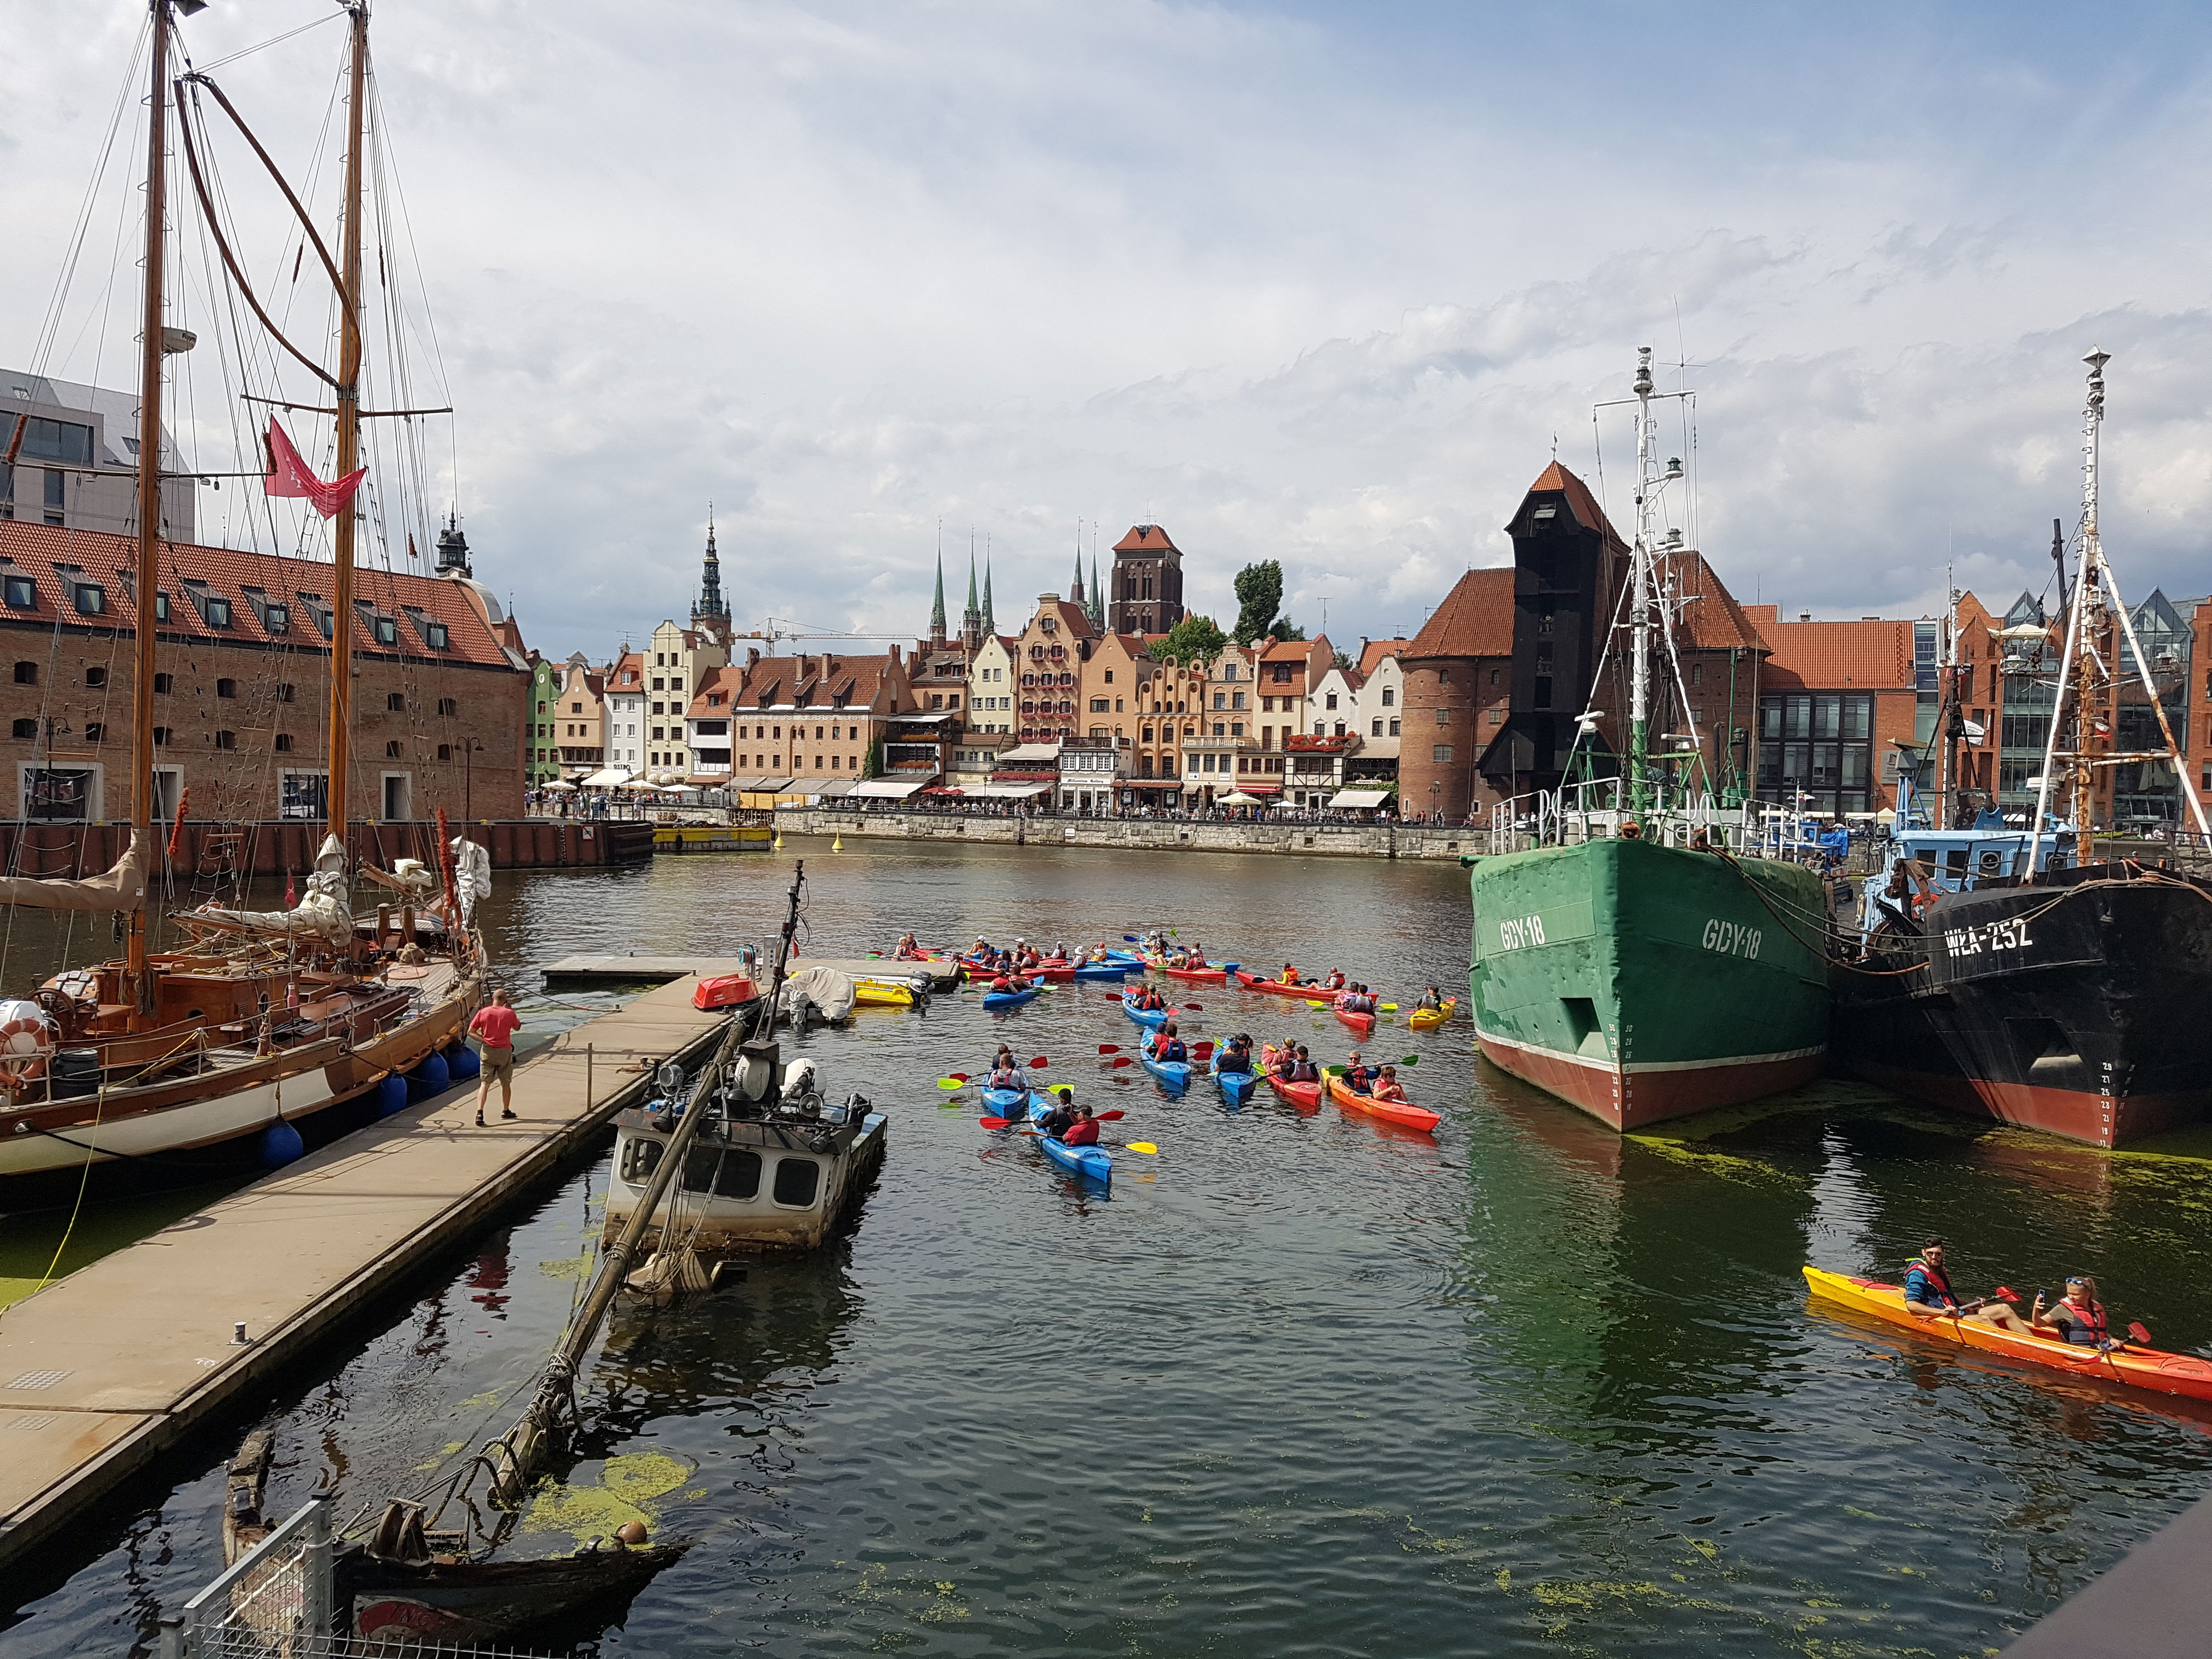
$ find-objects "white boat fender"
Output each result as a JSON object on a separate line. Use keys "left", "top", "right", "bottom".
{"left": 783, "top": 1056, "right": 819, "bottom": 1098}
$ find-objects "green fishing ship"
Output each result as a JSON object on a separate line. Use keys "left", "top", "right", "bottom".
{"left": 1465, "top": 350, "right": 1829, "bottom": 1130}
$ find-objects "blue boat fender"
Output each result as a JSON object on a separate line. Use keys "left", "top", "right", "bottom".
{"left": 375, "top": 1074, "right": 410, "bottom": 1116}
{"left": 405, "top": 1051, "right": 451, "bottom": 1101}
{"left": 445, "top": 1041, "right": 481, "bottom": 1080}
{"left": 258, "top": 1119, "right": 306, "bottom": 1167}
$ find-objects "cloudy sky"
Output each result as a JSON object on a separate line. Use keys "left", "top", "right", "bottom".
{"left": 7, "top": 2, "right": 2210, "bottom": 659}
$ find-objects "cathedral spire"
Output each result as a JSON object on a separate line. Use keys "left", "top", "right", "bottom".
{"left": 1069, "top": 535, "right": 1086, "bottom": 607}
{"left": 983, "top": 556, "right": 995, "bottom": 634}
{"left": 961, "top": 550, "right": 983, "bottom": 652}
{"left": 1089, "top": 554, "right": 1103, "bottom": 628}
{"left": 929, "top": 548, "right": 947, "bottom": 644}
{"left": 692, "top": 505, "right": 729, "bottom": 637}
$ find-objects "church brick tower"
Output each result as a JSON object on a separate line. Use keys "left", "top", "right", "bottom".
{"left": 1108, "top": 523, "right": 1184, "bottom": 637}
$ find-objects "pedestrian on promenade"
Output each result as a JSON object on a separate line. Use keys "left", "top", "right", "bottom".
{"left": 471, "top": 989, "right": 522, "bottom": 1126}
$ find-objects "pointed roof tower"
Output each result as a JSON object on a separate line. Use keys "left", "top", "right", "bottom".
{"left": 961, "top": 552, "right": 984, "bottom": 652}
{"left": 929, "top": 550, "right": 947, "bottom": 645}
{"left": 983, "top": 558, "right": 996, "bottom": 633}
{"left": 692, "top": 507, "right": 730, "bottom": 642}
{"left": 1088, "top": 554, "right": 1104, "bottom": 628}
{"left": 1069, "top": 543, "right": 1086, "bottom": 608}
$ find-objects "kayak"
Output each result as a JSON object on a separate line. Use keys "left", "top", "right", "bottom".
{"left": 1323, "top": 1069, "right": 1440, "bottom": 1132}
{"left": 1074, "top": 961, "right": 1138, "bottom": 981}
{"left": 1801, "top": 1266, "right": 2212, "bottom": 1405}
{"left": 1027, "top": 963, "right": 1077, "bottom": 983}
{"left": 1141, "top": 1047, "right": 1192, "bottom": 1092}
{"left": 1040, "top": 1133, "right": 1111, "bottom": 1186}
{"left": 1160, "top": 964, "right": 1227, "bottom": 985}
{"left": 1211, "top": 1055, "right": 1257, "bottom": 1107}
{"left": 1259, "top": 1043, "right": 1321, "bottom": 1111}
{"left": 1232, "top": 969, "right": 1344, "bottom": 1000}
{"left": 1120, "top": 994, "right": 1171, "bottom": 1029}
{"left": 982, "top": 988, "right": 1040, "bottom": 1011}
{"left": 1408, "top": 998, "right": 1457, "bottom": 1032}
{"left": 1334, "top": 1003, "right": 1376, "bottom": 1037}
{"left": 982, "top": 1085, "right": 1029, "bottom": 1115}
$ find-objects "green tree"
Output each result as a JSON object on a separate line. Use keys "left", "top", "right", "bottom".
{"left": 1332, "top": 648, "right": 1353, "bottom": 672}
{"left": 1148, "top": 613, "right": 1229, "bottom": 664}
{"left": 1272, "top": 616, "right": 1306, "bottom": 642}
{"left": 1233, "top": 560, "right": 1285, "bottom": 645}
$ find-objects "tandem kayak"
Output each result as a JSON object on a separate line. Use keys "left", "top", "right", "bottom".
{"left": 1334, "top": 1003, "right": 1376, "bottom": 1037}
{"left": 1039, "top": 1133, "right": 1111, "bottom": 1186}
{"left": 1802, "top": 1266, "right": 2212, "bottom": 1405}
{"left": 1160, "top": 964, "right": 1227, "bottom": 985}
{"left": 1232, "top": 969, "right": 1334, "bottom": 999}
{"left": 1211, "top": 1056, "right": 1258, "bottom": 1107}
{"left": 982, "top": 1085, "right": 1029, "bottom": 1115}
{"left": 1120, "top": 994, "right": 1171, "bottom": 1028}
{"left": 1323, "top": 1069, "right": 1440, "bottom": 1133}
{"left": 982, "top": 988, "right": 1040, "bottom": 1010}
{"left": 1140, "top": 1048, "right": 1192, "bottom": 1092}
{"left": 1259, "top": 1044, "right": 1321, "bottom": 1111}
{"left": 1408, "top": 998, "right": 1457, "bottom": 1031}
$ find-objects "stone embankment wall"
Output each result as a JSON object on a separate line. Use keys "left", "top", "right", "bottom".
{"left": 772, "top": 809, "right": 1481, "bottom": 861}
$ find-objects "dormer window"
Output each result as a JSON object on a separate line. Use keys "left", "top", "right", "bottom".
{"left": 373, "top": 616, "right": 397, "bottom": 646}
{"left": 71, "top": 582, "right": 105, "bottom": 616}
{"left": 3, "top": 575, "right": 35, "bottom": 610}
{"left": 266, "top": 603, "right": 289, "bottom": 633}
{"left": 204, "top": 595, "right": 232, "bottom": 628}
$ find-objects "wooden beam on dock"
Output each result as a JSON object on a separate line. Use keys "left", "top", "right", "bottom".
{"left": 0, "top": 977, "right": 733, "bottom": 1574}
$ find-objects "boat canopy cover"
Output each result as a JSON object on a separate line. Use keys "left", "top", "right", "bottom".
{"left": 1328, "top": 789, "right": 1393, "bottom": 808}
{"left": 0, "top": 827, "right": 146, "bottom": 912}
{"left": 779, "top": 964, "right": 857, "bottom": 1022}
{"left": 189, "top": 832, "right": 351, "bottom": 943}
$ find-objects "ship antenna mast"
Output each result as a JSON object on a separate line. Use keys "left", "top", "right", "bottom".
{"left": 1629, "top": 346, "right": 1656, "bottom": 815}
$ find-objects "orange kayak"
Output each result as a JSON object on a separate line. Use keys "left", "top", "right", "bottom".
{"left": 1324, "top": 1070, "right": 1439, "bottom": 1133}
{"left": 1802, "top": 1266, "right": 2212, "bottom": 1404}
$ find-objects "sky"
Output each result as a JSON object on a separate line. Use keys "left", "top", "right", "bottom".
{"left": 5, "top": 1, "right": 2211, "bottom": 661}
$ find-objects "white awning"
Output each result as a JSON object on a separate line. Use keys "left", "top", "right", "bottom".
{"left": 810, "top": 778, "right": 860, "bottom": 797}
{"left": 850, "top": 778, "right": 932, "bottom": 799}
{"left": 579, "top": 767, "right": 634, "bottom": 787}
{"left": 963, "top": 782, "right": 1053, "bottom": 799}
{"left": 1328, "top": 789, "right": 1393, "bottom": 808}
{"left": 997, "top": 742, "right": 1062, "bottom": 761}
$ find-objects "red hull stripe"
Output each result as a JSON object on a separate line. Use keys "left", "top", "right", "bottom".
{"left": 1476, "top": 1031, "right": 1825, "bottom": 1131}
{"left": 1845, "top": 1060, "right": 2209, "bottom": 1149}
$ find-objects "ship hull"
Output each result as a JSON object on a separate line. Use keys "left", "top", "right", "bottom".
{"left": 1832, "top": 864, "right": 2212, "bottom": 1147}
{"left": 1467, "top": 837, "right": 1829, "bottom": 1131}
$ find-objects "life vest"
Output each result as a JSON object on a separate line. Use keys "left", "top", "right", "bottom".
{"left": 1903, "top": 1257, "right": 1956, "bottom": 1308}
{"left": 2056, "top": 1297, "right": 2108, "bottom": 1346}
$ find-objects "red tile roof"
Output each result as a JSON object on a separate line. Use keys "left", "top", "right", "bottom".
{"left": 687, "top": 663, "right": 744, "bottom": 717}
{"left": 1526, "top": 462, "right": 1626, "bottom": 549}
{"left": 0, "top": 520, "right": 522, "bottom": 670}
{"left": 1668, "top": 551, "right": 1769, "bottom": 652}
{"left": 1113, "top": 524, "right": 1180, "bottom": 555}
{"left": 1404, "top": 567, "right": 1514, "bottom": 659}
{"left": 1755, "top": 617, "right": 1915, "bottom": 691}
{"left": 1356, "top": 637, "right": 1411, "bottom": 676}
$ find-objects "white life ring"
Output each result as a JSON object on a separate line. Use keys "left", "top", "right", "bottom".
{"left": 0, "top": 998, "right": 57, "bottom": 1087}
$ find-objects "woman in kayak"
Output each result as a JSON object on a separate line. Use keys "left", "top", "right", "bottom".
{"left": 1277, "top": 963, "right": 1300, "bottom": 984}
{"left": 1370, "top": 1066, "right": 1408, "bottom": 1103}
{"left": 894, "top": 933, "right": 923, "bottom": 958}
{"left": 1903, "top": 1239, "right": 2027, "bottom": 1331}
{"left": 2033, "top": 1277, "right": 2118, "bottom": 1347}
{"left": 988, "top": 1055, "right": 1029, "bottom": 1091}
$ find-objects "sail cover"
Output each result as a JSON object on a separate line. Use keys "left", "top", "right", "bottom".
{"left": 450, "top": 835, "right": 492, "bottom": 926}
{"left": 189, "top": 832, "right": 352, "bottom": 944}
{"left": 0, "top": 828, "right": 147, "bottom": 912}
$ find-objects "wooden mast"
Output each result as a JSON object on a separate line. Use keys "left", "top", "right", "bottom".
{"left": 325, "top": 3, "right": 368, "bottom": 850}
{"left": 127, "top": 0, "right": 173, "bottom": 1022}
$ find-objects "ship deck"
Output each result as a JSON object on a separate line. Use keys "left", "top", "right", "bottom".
{"left": 0, "top": 974, "right": 736, "bottom": 1574}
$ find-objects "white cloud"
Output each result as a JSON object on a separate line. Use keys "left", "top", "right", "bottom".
{"left": 4, "top": 1, "right": 2210, "bottom": 659}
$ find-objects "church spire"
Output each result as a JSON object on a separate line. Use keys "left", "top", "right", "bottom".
{"left": 692, "top": 505, "right": 729, "bottom": 638}
{"left": 929, "top": 548, "right": 947, "bottom": 645}
{"left": 983, "top": 556, "right": 995, "bottom": 633}
{"left": 961, "top": 551, "right": 983, "bottom": 652}
{"left": 1069, "top": 535, "right": 1086, "bottom": 607}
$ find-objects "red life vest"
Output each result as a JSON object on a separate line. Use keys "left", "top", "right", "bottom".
{"left": 1904, "top": 1257, "right": 1956, "bottom": 1308}
{"left": 2056, "top": 1297, "right": 2108, "bottom": 1345}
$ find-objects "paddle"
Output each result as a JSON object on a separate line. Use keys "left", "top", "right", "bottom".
{"left": 1109, "top": 1056, "right": 1135, "bottom": 1068}
{"left": 1122, "top": 1142, "right": 1158, "bottom": 1154}
{"left": 1183, "top": 1002, "right": 1204, "bottom": 1012}
{"left": 1030, "top": 1056, "right": 1049, "bottom": 1069}
{"left": 936, "top": 1074, "right": 971, "bottom": 1090}
{"left": 1098, "top": 1043, "right": 1122, "bottom": 1054}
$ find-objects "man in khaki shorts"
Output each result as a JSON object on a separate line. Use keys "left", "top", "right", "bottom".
{"left": 470, "top": 988, "right": 522, "bottom": 1126}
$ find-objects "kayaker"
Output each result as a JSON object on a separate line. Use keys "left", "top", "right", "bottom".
{"left": 1277, "top": 963, "right": 1299, "bottom": 985}
{"left": 2033, "top": 1277, "right": 2117, "bottom": 1347}
{"left": 990, "top": 972, "right": 1014, "bottom": 994}
{"left": 1039, "top": 1089, "right": 1077, "bottom": 1138}
{"left": 894, "top": 932, "right": 922, "bottom": 958}
{"left": 1062, "top": 1107, "right": 1102, "bottom": 1147}
{"left": 1371, "top": 1066, "right": 1408, "bottom": 1103}
{"left": 1323, "top": 968, "right": 1347, "bottom": 991}
{"left": 1216, "top": 1036, "right": 1254, "bottom": 1074}
{"left": 1903, "top": 1239, "right": 2027, "bottom": 1331}
{"left": 1343, "top": 1050, "right": 1377, "bottom": 1092}
{"left": 988, "top": 1057, "right": 1029, "bottom": 1091}
{"left": 1339, "top": 986, "right": 1376, "bottom": 1015}
{"left": 1154, "top": 1022, "right": 1188, "bottom": 1064}
{"left": 1414, "top": 986, "right": 1444, "bottom": 1013}
{"left": 1288, "top": 1045, "right": 1319, "bottom": 1084}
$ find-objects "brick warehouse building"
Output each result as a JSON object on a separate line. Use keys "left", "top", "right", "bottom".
{"left": 0, "top": 521, "right": 529, "bottom": 826}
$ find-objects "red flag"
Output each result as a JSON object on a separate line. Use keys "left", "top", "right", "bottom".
{"left": 263, "top": 418, "right": 366, "bottom": 518}
{"left": 285, "top": 871, "right": 298, "bottom": 908}
{"left": 166, "top": 786, "right": 189, "bottom": 864}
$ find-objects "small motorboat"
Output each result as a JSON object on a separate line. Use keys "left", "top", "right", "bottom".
{"left": 1323, "top": 1068, "right": 1440, "bottom": 1132}
{"left": 852, "top": 980, "right": 918, "bottom": 1008}
{"left": 1259, "top": 1043, "right": 1321, "bottom": 1111}
{"left": 1408, "top": 998, "right": 1457, "bottom": 1031}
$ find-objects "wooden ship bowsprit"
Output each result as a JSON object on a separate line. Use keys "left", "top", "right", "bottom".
{"left": 0, "top": 0, "right": 492, "bottom": 1184}
{"left": 1830, "top": 349, "right": 2212, "bottom": 1147}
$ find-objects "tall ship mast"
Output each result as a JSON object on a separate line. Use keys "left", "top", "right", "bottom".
{"left": 1464, "top": 349, "right": 1830, "bottom": 1130}
{"left": 1830, "top": 351, "right": 2212, "bottom": 1146}
{"left": 0, "top": 0, "right": 487, "bottom": 1184}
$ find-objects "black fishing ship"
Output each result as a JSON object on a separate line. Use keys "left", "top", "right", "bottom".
{"left": 1831, "top": 350, "right": 2212, "bottom": 1148}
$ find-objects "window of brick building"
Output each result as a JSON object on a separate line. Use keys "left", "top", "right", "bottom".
{"left": 387, "top": 693, "right": 405, "bottom": 712}
{"left": 153, "top": 673, "right": 172, "bottom": 693}
{"left": 11, "top": 719, "right": 36, "bottom": 738}
{"left": 13, "top": 662, "right": 35, "bottom": 686}
{"left": 385, "top": 740, "right": 403, "bottom": 758}
{"left": 214, "top": 730, "right": 236, "bottom": 750}
{"left": 85, "top": 665, "right": 106, "bottom": 688}
{"left": 1433, "top": 744, "right": 1453, "bottom": 764}
{"left": 275, "top": 733, "right": 294, "bottom": 752}
{"left": 84, "top": 723, "right": 104, "bottom": 743}
{"left": 1436, "top": 707, "right": 1451, "bottom": 724}
{"left": 216, "top": 678, "right": 238, "bottom": 698}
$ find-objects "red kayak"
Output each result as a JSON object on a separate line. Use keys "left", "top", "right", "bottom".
{"left": 1260, "top": 1044, "right": 1321, "bottom": 1111}
{"left": 1335, "top": 1003, "right": 1376, "bottom": 1037}
{"left": 1233, "top": 969, "right": 1339, "bottom": 1000}
{"left": 1324, "top": 1070, "right": 1438, "bottom": 1133}
{"left": 1163, "top": 964, "right": 1227, "bottom": 985}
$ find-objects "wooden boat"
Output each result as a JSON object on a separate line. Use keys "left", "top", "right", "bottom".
{"left": 1323, "top": 1068, "right": 1440, "bottom": 1133}
{"left": 1259, "top": 1043, "right": 1321, "bottom": 1111}
{"left": 1408, "top": 998, "right": 1457, "bottom": 1032}
{"left": 1803, "top": 1266, "right": 2212, "bottom": 1404}
{"left": 343, "top": 1537, "right": 690, "bottom": 1645}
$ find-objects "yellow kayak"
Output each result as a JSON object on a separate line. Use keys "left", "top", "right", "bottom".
{"left": 1408, "top": 997, "right": 1457, "bottom": 1031}
{"left": 853, "top": 980, "right": 917, "bottom": 1008}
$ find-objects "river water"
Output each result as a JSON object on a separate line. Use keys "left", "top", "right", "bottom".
{"left": 5, "top": 836, "right": 2212, "bottom": 1657}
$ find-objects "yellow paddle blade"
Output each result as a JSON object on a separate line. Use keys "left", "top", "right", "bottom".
{"left": 1307, "top": 1001, "right": 1327, "bottom": 1009}
{"left": 1125, "top": 1141, "right": 1158, "bottom": 1154}
{"left": 1380, "top": 1002, "right": 1398, "bottom": 1011}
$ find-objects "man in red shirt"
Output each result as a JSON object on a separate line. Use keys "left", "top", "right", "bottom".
{"left": 470, "top": 989, "right": 522, "bottom": 1126}
{"left": 1060, "top": 1107, "right": 1101, "bottom": 1147}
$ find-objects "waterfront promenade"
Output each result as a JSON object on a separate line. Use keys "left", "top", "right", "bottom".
{"left": 0, "top": 974, "right": 739, "bottom": 1573}
{"left": 772, "top": 805, "right": 1483, "bottom": 860}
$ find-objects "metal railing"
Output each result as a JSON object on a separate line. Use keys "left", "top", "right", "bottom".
{"left": 1486, "top": 782, "right": 1831, "bottom": 861}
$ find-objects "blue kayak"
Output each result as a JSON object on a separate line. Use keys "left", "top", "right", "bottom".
{"left": 1211, "top": 1057, "right": 1258, "bottom": 1106}
{"left": 983, "top": 1085, "right": 1029, "bottom": 1115}
{"left": 1074, "top": 961, "right": 1137, "bottom": 981}
{"left": 1039, "top": 1132, "right": 1111, "bottom": 1186}
{"left": 1141, "top": 1051, "right": 1191, "bottom": 1092}
{"left": 983, "top": 988, "right": 1040, "bottom": 1010}
{"left": 1120, "top": 994, "right": 1169, "bottom": 1029}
